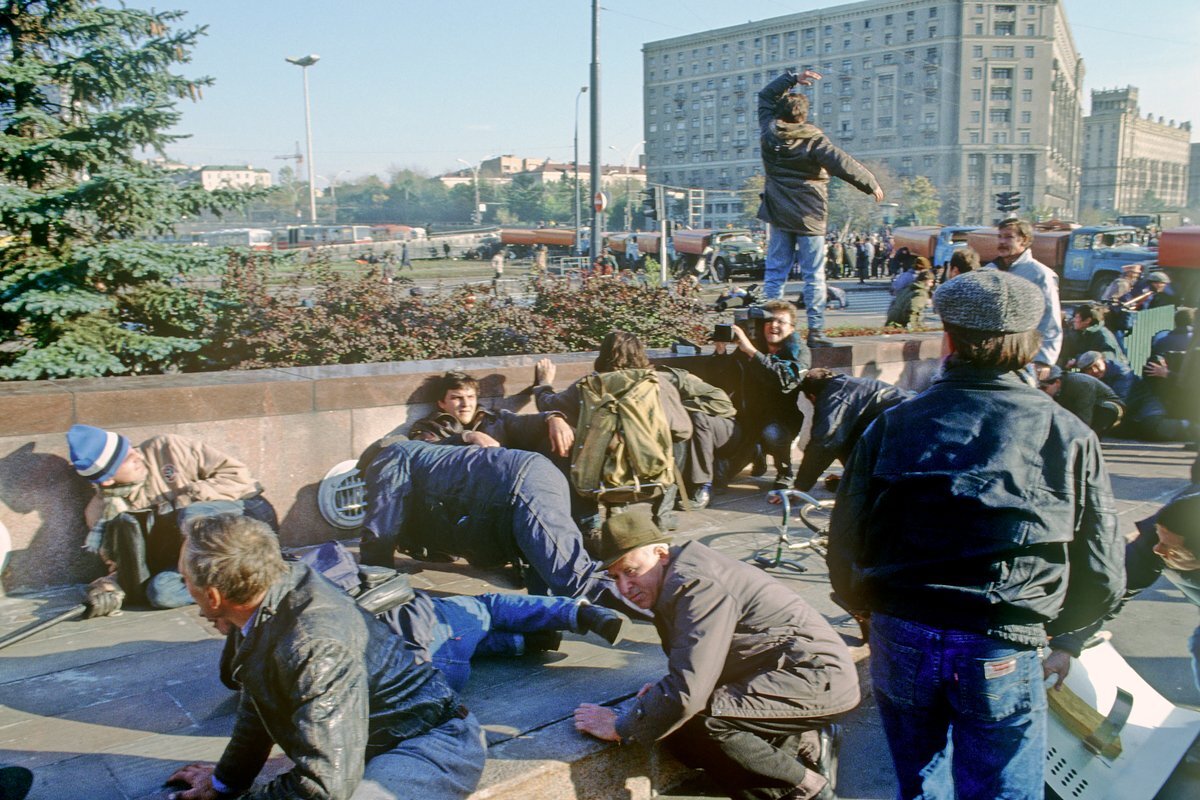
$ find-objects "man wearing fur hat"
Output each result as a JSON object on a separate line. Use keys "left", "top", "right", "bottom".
{"left": 67, "top": 424, "right": 277, "bottom": 613}
{"left": 827, "top": 270, "right": 1124, "bottom": 799}
{"left": 574, "top": 509, "right": 858, "bottom": 800}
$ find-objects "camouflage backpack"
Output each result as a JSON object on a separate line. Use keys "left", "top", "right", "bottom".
{"left": 570, "top": 369, "right": 674, "bottom": 503}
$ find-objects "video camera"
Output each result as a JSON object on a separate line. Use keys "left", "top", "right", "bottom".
{"left": 713, "top": 305, "right": 771, "bottom": 342}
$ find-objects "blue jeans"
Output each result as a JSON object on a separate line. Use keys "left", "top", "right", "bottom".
{"left": 765, "top": 230, "right": 827, "bottom": 331}
{"left": 869, "top": 614, "right": 1047, "bottom": 800}
{"left": 423, "top": 594, "right": 578, "bottom": 691}
{"left": 354, "top": 712, "right": 485, "bottom": 799}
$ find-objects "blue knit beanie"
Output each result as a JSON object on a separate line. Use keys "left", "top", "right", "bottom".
{"left": 67, "top": 424, "right": 130, "bottom": 484}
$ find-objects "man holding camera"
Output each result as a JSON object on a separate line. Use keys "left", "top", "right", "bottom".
{"left": 757, "top": 69, "right": 883, "bottom": 346}
{"left": 711, "top": 300, "right": 810, "bottom": 492}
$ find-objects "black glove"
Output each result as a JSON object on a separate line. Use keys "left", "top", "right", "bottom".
{"left": 85, "top": 577, "right": 125, "bottom": 618}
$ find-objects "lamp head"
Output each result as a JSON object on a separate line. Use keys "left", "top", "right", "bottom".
{"left": 286, "top": 54, "right": 320, "bottom": 67}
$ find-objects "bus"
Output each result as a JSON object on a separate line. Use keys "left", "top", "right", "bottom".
{"left": 272, "top": 225, "right": 374, "bottom": 249}
{"left": 199, "top": 228, "right": 273, "bottom": 250}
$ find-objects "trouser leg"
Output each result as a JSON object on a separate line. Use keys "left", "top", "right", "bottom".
{"left": 424, "top": 596, "right": 492, "bottom": 692}
{"left": 763, "top": 230, "right": 797, "bottom": 300}
{"left": 664, "top": 713, "right": 823, "bottom": 800}
{"left": 686, "top": 413, "right": 736, "bottom": 487}
{"left": 104, "top": 512, "right": 153, "bottom": 603}
{"left": 796, "top": 235, "right": 828, "bottom": 332}
{"left": 475, "top": 592, "right": 577, "bottom": 641}
{"left": 354, "top": 713, "right": 486, "bottom": 800}
{"left": 761, "top": 420, "right": 802, "bottom": 479}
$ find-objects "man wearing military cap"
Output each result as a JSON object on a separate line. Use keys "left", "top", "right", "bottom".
{"left": 827, "top": 269, "right": 1125, "bottom": 800}
{"left": 574, "top": 508, "right": 857, "bottom": 800}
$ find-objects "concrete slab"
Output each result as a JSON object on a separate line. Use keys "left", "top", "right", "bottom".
{"left": 0, "top": 437, "right": 1194, "bottom": 799}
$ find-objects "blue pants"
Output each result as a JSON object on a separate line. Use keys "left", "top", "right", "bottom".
{"left": 354, "top": 712, "right": 485, "bottom": 799}
{"left": 420, "top": 594, "right": 579, "bottom": 691}
{"left": 869, "top": 613, "right": 1047, "bottom": 800}
{"left": 765, "top": 230, "right": 826, "bottom": 331}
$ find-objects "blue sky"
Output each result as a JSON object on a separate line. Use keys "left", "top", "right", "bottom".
{"left": 123, "top": 0, "right": 1199, "bottom": 185}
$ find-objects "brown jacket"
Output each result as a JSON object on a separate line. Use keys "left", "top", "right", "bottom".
{"left": 87, "top": 434, "right": 262, "bottom": 523}
{"left": 615, "top": 541, "right": 860, "bottom": 745}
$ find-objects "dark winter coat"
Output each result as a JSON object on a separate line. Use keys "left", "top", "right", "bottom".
{"left": 408, "top": 407, "right": 563, "bottom": 455}
{"left": 710, "top": 331, "right": 811, "bottom": 435}
{"left": 793, "top": 375, "right": 911, "bottom": 491}
{"left": 756, "top": 71, "right": 880, "bottom": 236}
{"left": 615, "top": 541, "right": 860, "bottom": 745}
{"left": 828, "top": 358, "right": 1125, "bottom": 648}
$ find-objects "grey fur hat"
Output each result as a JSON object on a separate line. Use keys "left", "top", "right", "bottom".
{"left": 934, "top": 270, "right": 1042, "bottom": 333}
{"left": 1074, "top": 351, "right": 1104, "bottom": 369}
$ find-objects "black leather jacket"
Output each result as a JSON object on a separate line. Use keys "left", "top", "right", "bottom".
{"left": 828, "top": 359, "right": 1125, "bottom": 647}
{"left": 213, "top": 563, "right": 464, "bottom": 799}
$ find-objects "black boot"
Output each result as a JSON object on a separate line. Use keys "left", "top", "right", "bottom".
{"left": 577, "top": 603, "right": 624, "bottom": 644}
{"left": 523, "top": 630, "right": 563, "bottom": 653}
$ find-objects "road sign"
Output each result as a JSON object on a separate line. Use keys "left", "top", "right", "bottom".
{"left": 593, "top": 191, "right": 608, "bottom": 213}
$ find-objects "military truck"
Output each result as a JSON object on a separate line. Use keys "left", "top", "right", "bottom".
{"left": 671, "top": 228, "right": 765, "bottom": 281}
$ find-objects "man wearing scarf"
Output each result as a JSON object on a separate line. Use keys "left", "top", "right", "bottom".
{"left": 67, "top": 424, "right": 277, "bottom": 614}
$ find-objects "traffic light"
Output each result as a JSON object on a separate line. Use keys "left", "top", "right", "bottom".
{"left": 995, "top": 191, "right": 1022, "bottom": 214}
{"left": 641, "top": 187, "right": 658, "bottom": 221}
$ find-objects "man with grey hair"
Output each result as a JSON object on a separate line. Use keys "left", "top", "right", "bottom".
{"left": 828, "top": 269, "right": 1124, "bottom": 800}
{"left": 986, "top": 217, "right": 1063, "bottom": 367}
{"left": 165, "top": 514, "right": 484, "bottom": 800}
{"left": 574, "top": 509, "right": 858, "bottom": 800}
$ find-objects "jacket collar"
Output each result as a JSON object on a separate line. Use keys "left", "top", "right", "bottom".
{"left": 764, "top": 331, "right": 805, "bottom": 360}
{"left": 934, "top": 356, "right": 1034, "bottom": 389}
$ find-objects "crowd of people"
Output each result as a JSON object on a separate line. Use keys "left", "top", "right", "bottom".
{"left": 39, "top": 65, "right": 1199, "bottom": 800}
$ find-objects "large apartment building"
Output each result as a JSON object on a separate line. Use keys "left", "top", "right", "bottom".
{"left": 1080, "top": 86, "right": 1191, "bottom": 216}
{"left": 642, "top": 0, "right": 1083, "bottom": 228}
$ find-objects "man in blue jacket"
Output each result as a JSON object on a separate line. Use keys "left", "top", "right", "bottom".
{"left": 828, "top": 270, "right": 1124, "bottom": 800}
{"left": 757, "top": 69, "right": 882, "bottom": 345}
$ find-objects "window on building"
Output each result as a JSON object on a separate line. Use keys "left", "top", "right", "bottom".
{"left": 1020, "top": 110, "right": 1031, "bottom": 123}
{"left": 885, "top": 13, "right": 893, "bottom": 25}
{"left": 883, "top": 52, "right": 894, "bottom": 64}
{"left": 907, "top": 10, "right": 915, "bottom": 21}
{"left": 906, "top": 28, "right": 915, "bottom": 42}
{"left": 879, "top": 116, "right": 893, "bottom": 128}
{"left": 992, "top": 173, "right": 1012, "bottom": 186}
{"left": 972, "top": 67, "right": 983, "bottom": 79}
{"left": 971, "top": 110, "right": 981, "bottom": 123}
{"left": 929, "top": 25, "right": 937, "bottom": 36}
{"left": 822, "top": 103, "right": 832, "bottom": 115}
{"left": 975, "top": 22, "right": 984, "bottom": 34}
{"left": 991, "top": 87, "right": 1011, "bottom": 101}
{"left": 971, "top": 89, "right": 982, "bottom": 101}
{"left": 1021, "top": 89, "right": 1032, "bottom": 101}
{"left": 1026, "top": 24, "right": 1035, "bottom": 35}
{"left": 648, "top": 123, "right": 657, "bottom": 133}
{"left": 972, "top": 45, "right": 983, "bottom": 58}
{"left": 1023, "top": 67, "right": 1033, "bottom": 79}
{"left": 862, "top": 78, "right": 871, "bottom": 89}
{"left": 842, "top": 39, "right": 851, "bottom": 50}
{"left": 993, "top": 130, "right": 1009, "bottom": 143}
{"left": 1019, "top": 131, "right": 1031, "bottom": 144}
{"left": 862, "top": 56, "right": 873, "bottom": 68}
{"left": 992, "top": 67, "right": 1013, "bottom": 79}
{"left": 885, "top": 31, "right": 894, "bottom": 45}
{"left": 841, "top": 100, "right": 852, "bottom": 112}
{"left": 993, "top": 46, "right": 1014, "bottom": 58}
{"left": 990, "top": 109, "right": 1011, "bottom": 123}
{"left": 995, "top": 21, "right": 1014, "bottom": 36}
{"left": 1024, "top": 46, "right": 1034, "bottom": 58}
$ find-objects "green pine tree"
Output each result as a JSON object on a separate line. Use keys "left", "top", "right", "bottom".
{"left": 0, "top": 0, "right": 261, "bottom": 380}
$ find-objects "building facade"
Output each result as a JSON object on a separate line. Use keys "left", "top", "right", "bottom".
{"left": 1080, "top": 86, "right": 1191, "bottom": 216}
{"left": 642, "top": 0, "right": 1084, "bottom": 228}
{"left": 191, "top": 165, "right": 272, "bottom": 191}
{"left": 1190, "top": 143, "right": 1200, "bottom": 211}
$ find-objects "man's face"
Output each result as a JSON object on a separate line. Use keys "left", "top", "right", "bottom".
{"left": 762, "top": 312, "right": 795, "bottom": 347}
{"left": 1150, "top": 281, "right": 1167, "bottom": 293}
{"left": 997, "top": 227, "right": 1030, "bottom": 258}
{"left": 1038, "top": 378, "right": 1061, "bottom": 398}
{"left": 104, "top": 448, "right": 147, "bottom": 486}
{"left": 1124, "top": 266, "right": 1142, "bottom": 281}
{"left": 606, "top": 545, "right": 669, "bottom": 610}
{"left": 180, "top": 560, "right": 233, "bottom": 634}
{"left": 438, "top": 387, "right": 478, "bottom": 424}
{"left": 1082, "top": 358, "right": 1107, "bottom": 378}
{"left": 1153, "top": 523, "right": 1200, "bottom": 572}
{"left": 1071, "top": 312, "right": 1091, "bottom": 331}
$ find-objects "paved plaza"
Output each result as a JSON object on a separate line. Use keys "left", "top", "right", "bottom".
{"left": 0, "top": 438, "right": 1196, "bottom": 799}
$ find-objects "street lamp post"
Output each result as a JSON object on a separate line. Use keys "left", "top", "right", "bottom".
{"left": 609, "top": 140, "right": 643, "bottom": 231}
{"left": 456, "top": 158, "right": 481, "bottom": 225}
{"left": 285, "top": 54, "right": 320, "bottom": 225}
{"left": 317, "top": 170, "right": 350, "bottom": 223}
{"left": 573, "top": 86, "right": 588, "bottom": 256}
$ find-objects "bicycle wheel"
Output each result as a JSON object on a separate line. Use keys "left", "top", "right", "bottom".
{"left": 798, "top": 498, "right": 836, "bottom": 535}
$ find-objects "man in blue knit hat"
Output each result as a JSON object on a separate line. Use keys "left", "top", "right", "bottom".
{"left": 67, "top": 424, "right": 277, "bottom": 614}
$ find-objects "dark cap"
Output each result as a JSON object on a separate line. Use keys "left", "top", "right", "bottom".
{"left": 596, "top": 507, "right": 672, "bottom": 569}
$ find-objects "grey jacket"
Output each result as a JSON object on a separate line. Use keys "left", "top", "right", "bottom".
{"left": 757, "top": 71, "right": 880, "bottom": 235}
{"left": 615, "top": 541, "right": 860, "bottom": 745}
{"left": 214, "top": 563, "right": 466, "bottom": 799}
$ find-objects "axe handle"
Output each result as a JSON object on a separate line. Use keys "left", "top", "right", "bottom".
{"left": 0, "top": 603, "right": 87, "bottom": 651}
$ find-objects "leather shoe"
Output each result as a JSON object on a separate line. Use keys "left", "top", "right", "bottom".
{"left": 523, "top": 630, "right": 562, "bottom": 653}
{"left": 577, "top": 603, "right": 623, "bottom": 644}
{"left": 816, "top": 723, "right": 842, "bottom": 790}
{"left": 750, "top": 446, "right": 768, "bottom": 477}
{"left": 691, "top": 485, "right": 712, "bottom": 510}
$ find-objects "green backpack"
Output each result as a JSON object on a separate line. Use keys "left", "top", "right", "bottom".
{"left": 570, "top": 369, "right": 675, "bottom": 502}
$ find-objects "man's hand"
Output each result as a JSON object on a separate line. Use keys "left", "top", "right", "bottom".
{"left": 546, "top": 415, "right": 575, "bottom": 458}
{"left": 85, "top": 576, "right": 125, "bottom": 618}
{"left": 794, "top": 69, "right": 823, "bottom": 86}
{"left": 1144, "top": 357, "right": 1170, "bottom": 379}
{"left": 463, "top": 430, "right": 501, "bottom": 448}
{"left": 731, "top": 323, "right": 756, "bottom": 357}
{"left": 1042, "top": 649, "right": 1072, "bottom": 690}
{"left": 535, "top": 357, "right": 556, "bottom": 387}
{"left": 872, "top": 187, "right": 885, "bottom": 202}
{"left": 574, "top": 703, "right": 620, "bottom": 742}
{"left": 166, "top": 762, "right": 219, "bottom": 800}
